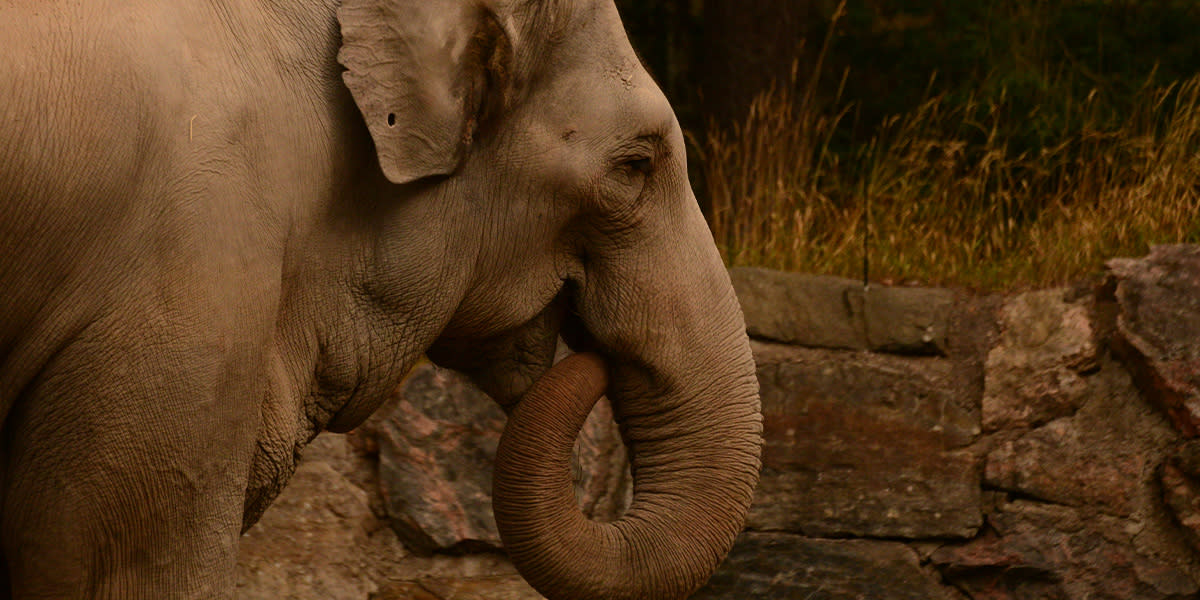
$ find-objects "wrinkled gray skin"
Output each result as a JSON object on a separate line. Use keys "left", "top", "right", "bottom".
{"left": 0, "top": 0, "right": 762, "bottom": 598}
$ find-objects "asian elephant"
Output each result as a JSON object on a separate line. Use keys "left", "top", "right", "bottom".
{"left": 0, "top": 0, "right": 763, "bottom": 598}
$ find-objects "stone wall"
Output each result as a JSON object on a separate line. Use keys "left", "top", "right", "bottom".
{"left": 237, "top": 245, "right": 1200, "bottom": 599}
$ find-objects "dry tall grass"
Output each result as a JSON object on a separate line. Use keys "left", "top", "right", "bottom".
{"left": 702, "top": 52, "right": 1200, "bottom": 291}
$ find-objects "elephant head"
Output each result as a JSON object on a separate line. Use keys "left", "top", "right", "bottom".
{"left": 334, "top": 0, "right": 763, "bottom": 598}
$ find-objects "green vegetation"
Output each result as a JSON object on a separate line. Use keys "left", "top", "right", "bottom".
{"left": 620, "top": 0, "right": 1200, "bottom": 290}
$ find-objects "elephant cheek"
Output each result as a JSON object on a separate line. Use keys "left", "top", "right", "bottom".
{"left": 429, "top": 293, "right": 568, "bottom": 411}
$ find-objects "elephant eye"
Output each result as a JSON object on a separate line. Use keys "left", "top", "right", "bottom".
{"left": 607, "top": 138, "right": 659, "bottom": 192}
{"left": 623, "top": 157, "right": 653, "bottom": 176}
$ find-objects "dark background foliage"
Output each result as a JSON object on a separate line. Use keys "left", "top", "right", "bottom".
{"left": 613, "top": 0, "right": 1200, "bottom": 289}
{"left": 617, "top": 0, "right": 1200, "bottom": 151}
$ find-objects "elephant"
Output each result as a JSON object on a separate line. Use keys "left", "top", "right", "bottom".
{"left": 0, "top": 0, "right": 763, "bottom": 598}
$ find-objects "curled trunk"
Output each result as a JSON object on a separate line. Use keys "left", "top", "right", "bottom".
{"left": 493, "top": 352, "right": 761, "bottom": 600}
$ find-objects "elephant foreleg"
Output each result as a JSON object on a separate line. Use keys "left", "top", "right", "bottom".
{"left": 2, "top": 402, "right": 253, "bottom": 598}
{"left": 0, "top": 328, "right": 265, "bottom": 598}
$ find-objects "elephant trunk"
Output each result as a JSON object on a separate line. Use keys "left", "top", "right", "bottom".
{"left": 493, "top": 351, "right": 762, "bottom": 600}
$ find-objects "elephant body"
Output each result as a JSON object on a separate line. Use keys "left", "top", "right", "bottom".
{"left": 1, "top": 4, "right": 382, "bottom": 594}
{"left": 0, "top": 1, "right": 762, "bottom": 598}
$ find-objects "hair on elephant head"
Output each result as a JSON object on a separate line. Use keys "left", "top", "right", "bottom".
{"left": 0, "top": 1, "right": 761, "bottom": 598}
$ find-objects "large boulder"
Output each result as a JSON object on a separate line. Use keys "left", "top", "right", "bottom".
{"left": 984, "top": 357, "right": 1170, "bottom": 518}
{"left": 1105, "top": 245, "right": 1200, "bottom": 437}
{"left": 731, "top": 267, "right": 957, "bottom": 355}
{"left": 237, "top": 434, "right": 546, "bottom": 600}
{"left": 982, "top": 289, "right": 1099, "bottom": 432}
{"left": 236, "top": 435, "right": 406, "bottom": 600}
{"left": 749, "top": 341, "right": 982, "bottom": 539}
{"left": 695, "top": 533, "right": 960, "bottom": 599}
{"left": 931, "top": 499, "right": 1199, "bottom": 600}
{"left": 1160, "top": 440, "right": 1200, "bottom": 555}
{"left": 371, "top": 362, "right": 630, "bottom": 554}
{"left": 372, "top": 365, "right": 507, "bottom": 553}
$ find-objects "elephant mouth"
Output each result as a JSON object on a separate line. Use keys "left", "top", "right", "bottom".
{"left": 425, "top": 285, "right": 602, "bottom": 411}
{"left": 558, "top": 282, "right": 601, "bottom": 356}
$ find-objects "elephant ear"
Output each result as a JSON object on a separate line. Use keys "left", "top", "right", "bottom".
{"left": 338, "top": 0, "right": 511, "bottom": 184}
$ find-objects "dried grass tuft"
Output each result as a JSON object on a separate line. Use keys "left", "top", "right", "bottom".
{"left": 701, "top": 66, "right": 1200, "bottom": 291}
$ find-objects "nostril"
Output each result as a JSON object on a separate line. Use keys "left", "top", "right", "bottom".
{"left": 387, "top": 113, "right": 396, "bottom": 127}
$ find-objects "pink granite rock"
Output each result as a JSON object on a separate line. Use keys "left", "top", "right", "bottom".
{"left": 1106, "top": 245, "right": 1200, "bottom": 437}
